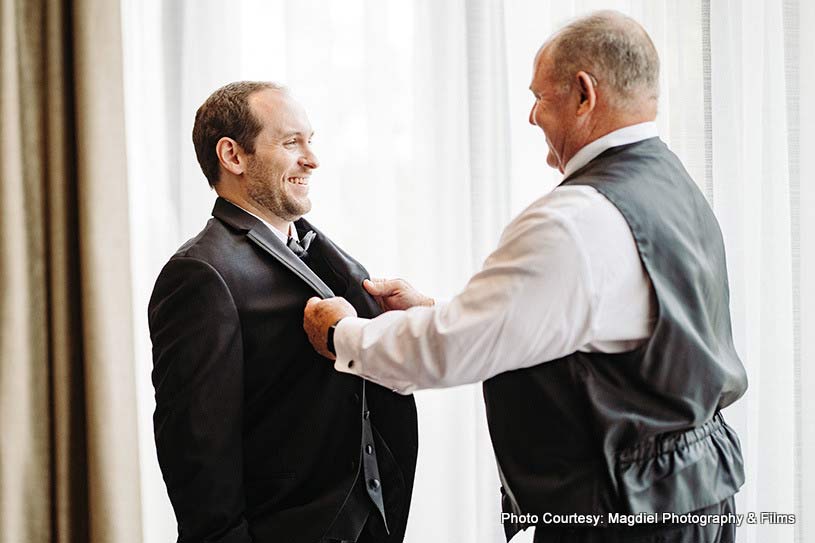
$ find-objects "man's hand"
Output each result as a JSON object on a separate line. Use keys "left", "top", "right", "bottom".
{"left": 304, "top": 297, "right": 357, "bottom": 360}
{"left": 363, "top": 278, "right": 434, "bottom": 312}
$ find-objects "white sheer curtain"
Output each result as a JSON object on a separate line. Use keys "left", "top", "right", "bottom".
{"left": 705, "top": 1, "right": 815, "bottom": 542}
{"left": 122, "top": 1, "right": 507, "bottom": 541}
{"left": 121, "top": 1, "right": 813, "bottom": 542}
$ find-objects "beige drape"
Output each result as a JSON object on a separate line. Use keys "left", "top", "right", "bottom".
{"left": 0, "top": 0, "right": 143, "bottom": 541}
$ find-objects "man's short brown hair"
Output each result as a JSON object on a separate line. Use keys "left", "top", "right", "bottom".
{"left": 192, "top": 81, "right": 285, "bottom": 187}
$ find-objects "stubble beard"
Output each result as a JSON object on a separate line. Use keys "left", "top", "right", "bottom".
{"left": 245, "top": 159, "right": 311, "bottom": 222}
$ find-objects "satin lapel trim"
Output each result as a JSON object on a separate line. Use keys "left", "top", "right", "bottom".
{"left": 246, "top": 228, "right": 334, "bottom": 299}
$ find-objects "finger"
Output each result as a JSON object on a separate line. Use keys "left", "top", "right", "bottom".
{"left": 363, "top": 279, "right": 381, "bottom": 295}
{"left": 305, "top": 296, "right": 322, "bottom": 309}
{"left": 364, "top": 278, "right": 398, "bottom": 296}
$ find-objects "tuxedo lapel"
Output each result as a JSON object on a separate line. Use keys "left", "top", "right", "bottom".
{"left": 296, "top": 218, "right": 382, "bottom": 319}
{"left": 212, "top": 198, "right": 334, "bottom": 298}
{"left": 246, "top": 229, "right": 334, "bottom": 298}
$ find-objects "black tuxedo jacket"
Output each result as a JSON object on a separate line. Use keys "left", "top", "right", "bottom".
{"left": 148, "top": 198, "right": 418, "bottom": 543}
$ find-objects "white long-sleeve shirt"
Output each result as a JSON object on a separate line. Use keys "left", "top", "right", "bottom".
{"left": 334, "top": 122, "right": 659, "bottom": 394}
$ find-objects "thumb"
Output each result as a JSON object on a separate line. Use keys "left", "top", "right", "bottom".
{"left": 305, "top": 296, "right": 322, "bottom": 308}
{"left": 363, "top": 278, "right": 397, "bottom": 296}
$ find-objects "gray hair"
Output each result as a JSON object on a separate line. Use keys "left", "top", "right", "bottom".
{"left": 548, "top": 10, "right": 659, "bottom": 109}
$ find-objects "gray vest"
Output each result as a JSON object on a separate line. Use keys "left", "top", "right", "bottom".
{"left": 483, "top": 137, "right": 748, "bottom": 540}
{"left": 322, "top": 385, "right": 388, "bottom": 541}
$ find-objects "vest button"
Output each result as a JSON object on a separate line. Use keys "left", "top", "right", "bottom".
{"left": 365, "top": 444, "right": 373, "bottom": 455}
{"left": 351, "top": 393, "right": 360, "bottom": 404}
{"left": 368, "top": 478, "right": 380, "bottom": 491}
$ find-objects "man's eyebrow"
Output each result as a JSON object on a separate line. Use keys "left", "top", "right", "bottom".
{"left": 280, "top": 130, "right": 315, "bottom": 139}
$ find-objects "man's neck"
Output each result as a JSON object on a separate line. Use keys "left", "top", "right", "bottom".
{"left": 218, "top": 193, "right": 294, "bottom": 239}
{"left": 562, "top": 112, "right": 657, "bottom": 172}
{"left": 561, "top": 120, "right": 658, "bottom": 179}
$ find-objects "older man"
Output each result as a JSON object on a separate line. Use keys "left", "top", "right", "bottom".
{"left": 149, "top": 82, "right": 417, "bottom": 543}
{"left": 304, "top": 11, "right": 747, "bottom": 543}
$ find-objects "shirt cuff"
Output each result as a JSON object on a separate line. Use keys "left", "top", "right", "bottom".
{"left": 332, "top": 315, "right": 414, "bottom": 394}
{"left": 333, "top": 316, "right": 367, "bottom": 375}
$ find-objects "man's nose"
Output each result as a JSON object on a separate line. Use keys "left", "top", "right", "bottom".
{"left": 300, "top": 150, "right": 319, "bottom": 169}
{"left": 529, "top": 102, "right": 537, "bottom": 126}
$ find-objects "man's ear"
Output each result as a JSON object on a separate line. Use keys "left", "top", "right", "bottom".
{"left": 216, "top": 137, "right": 245, "bottom": 176}
{"left": 575, "top": 71, "right": 597, "bottom": 116}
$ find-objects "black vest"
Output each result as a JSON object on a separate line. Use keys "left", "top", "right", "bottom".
{"left": 482, "top": 138, "right": 748, "bottom": 540}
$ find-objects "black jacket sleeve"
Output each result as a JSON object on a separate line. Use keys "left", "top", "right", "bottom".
{"left": 148, "top": 256, "right": 251, "bottom": 542}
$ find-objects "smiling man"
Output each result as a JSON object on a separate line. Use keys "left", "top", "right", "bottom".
{"left": 304, "top": 11, "right": 747, "bottom": 543}
{"left": 148, "top": 82, "right": 418, "bottom": 543}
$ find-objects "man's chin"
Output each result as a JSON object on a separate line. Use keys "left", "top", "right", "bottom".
{"left": 290, "top": 200, "right": 311, "bottom": 218}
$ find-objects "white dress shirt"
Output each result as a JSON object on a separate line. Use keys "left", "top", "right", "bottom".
{"left": 334, "top": 122, "right": 659, "bottom": 394}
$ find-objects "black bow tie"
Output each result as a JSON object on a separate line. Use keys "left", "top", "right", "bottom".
{"left": 287, "top": 230, "right": 316, "bottom": 259}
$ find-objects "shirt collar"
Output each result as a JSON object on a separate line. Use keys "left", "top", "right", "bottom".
{"left": 562, "top": 121, "right": 658, "bottom": 179}
{"left": 231, "top": 202, "right": 297, "bottom": 243}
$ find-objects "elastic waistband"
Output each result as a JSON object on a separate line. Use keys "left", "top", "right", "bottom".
{"left": 617, "top": 412, "right": 727, "bottom": 465}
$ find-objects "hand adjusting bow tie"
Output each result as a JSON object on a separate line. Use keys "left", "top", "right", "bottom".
{"left": 287, "top": 230, "right": 316, "bottom": 259}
